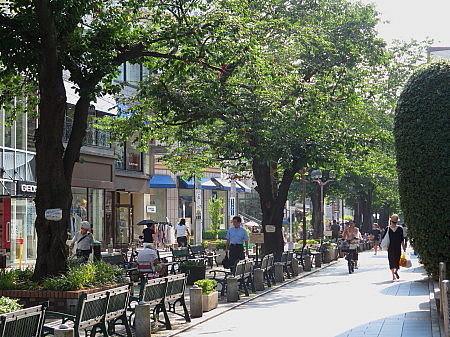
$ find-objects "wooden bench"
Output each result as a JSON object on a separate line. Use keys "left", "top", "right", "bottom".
{"left": 259, "top": 254, "right": 275, "bottom": 287}
{"left": 129, "top": 274, "right": 190, "bottom": 330}
{"left": 0, "top": 305, "right": 46, "bottom": 337}
{"left": 43, "top": 285, "right": 132, "bottom": 337}
{"left": 189, "top": 245, "right": 219, "bottom": 267}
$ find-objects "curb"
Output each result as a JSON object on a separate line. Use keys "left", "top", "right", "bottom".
{"left": 428, "top": 276, "right": 443, "bottom": 337}
{"left": 166, "top": 260, "right": 340, "bottom": 337}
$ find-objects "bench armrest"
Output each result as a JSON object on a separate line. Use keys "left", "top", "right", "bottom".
{"left": 45, "top": 311, "right": 76, "bottom": 322}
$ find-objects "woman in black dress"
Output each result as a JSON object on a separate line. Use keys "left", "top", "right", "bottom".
{"left": 382, "top": 214, "right": 407, "bottom": 281}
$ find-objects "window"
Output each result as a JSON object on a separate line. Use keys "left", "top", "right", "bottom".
{"left": 88, "top": 188, "right": 104, "bottom": 242}
{"left": 16, "top": 113, "right": 26, "bottom": 150}
{"left": 115, "top": 142, "right": 142, "bottom": 172}
{"left": 27, "top": 119, "right": 36, "bottom": 152}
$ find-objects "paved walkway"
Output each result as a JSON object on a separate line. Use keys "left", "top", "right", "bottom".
{"left": 174, "top": 250, "right": 434, "bottom": 337}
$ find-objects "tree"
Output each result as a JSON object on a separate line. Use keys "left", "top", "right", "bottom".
{"left": 394, "top": 60, "right": 450, "bottom": 279}
{"left": 102, "top": 0, "right": 386, "bottom": 258}
{"left": 208, "top": 197, "right": 224, "bottom": 240}
{"left": 0, "top": 0, "right": 226, "bottom": 280}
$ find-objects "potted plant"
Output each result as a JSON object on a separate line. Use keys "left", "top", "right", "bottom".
{"left": 179, "top": 260, "right": 206, "bottom": 285}
{"left": 194, "top": 279, "right": 218, "bottom": 312}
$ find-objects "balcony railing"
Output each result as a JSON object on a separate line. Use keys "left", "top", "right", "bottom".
{"left": 63, "top": 120, "right": 111, "bottom": 148}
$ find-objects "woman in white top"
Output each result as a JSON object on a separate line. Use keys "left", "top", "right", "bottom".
{"left": 176, "top": 219, "right": 190, "bottom": 247}
{"left": 342, "top": 220, "right": 362, "bottom": 268}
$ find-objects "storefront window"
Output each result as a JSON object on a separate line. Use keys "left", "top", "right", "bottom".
{"left": 26, "top": 154, "right": 36, "bottom": 182}
{"left": 16, "top": 113, "right": 26, "bottom": 150}
{"left": 178, "top": 189, "right": 193, "bottom": 221}
{"left": 88, "top": 188, "right": 104, "bottom": 243}
{"left": 115, "top": 143, "right": 125, "bottom": 169}
{"left": 4, "top": 150, "right": 14, "bottom": 179}
{"left": 149, "top": 188, "right": 167, "bottom": 222}
{"left": 16, "top": 152, "right": 26, "bottom": 180}
{"left": 25, "top": 200, "right": 37, "bottom": 259}
{"left": 70, "top": 187, "right": 87, "bottom": 238}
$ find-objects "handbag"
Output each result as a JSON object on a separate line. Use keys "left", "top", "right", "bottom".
{"left": 222, "top": 252, "right": 231, "bottom": 269}
{"left": 380, "top": 231, "right": 390, "bottom": 250}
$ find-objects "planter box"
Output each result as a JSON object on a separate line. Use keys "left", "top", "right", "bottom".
{"left": 180, "top": 265, "right": 206, "bottom": 285}
{"left": 202, "top": 291, "right": 219, "bottom": 312}
{"left": 0, "top": 284, "right": 121, "bottom": 315}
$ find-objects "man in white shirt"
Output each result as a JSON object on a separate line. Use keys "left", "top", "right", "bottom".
{"left": 70, "top": 221, "right": 94, "bottom": 262}
{"left": 176, "top": 218, "right": 190, "bottom": 247}
{"left": 137, "top": 243, "right": 160, "bottom": 275}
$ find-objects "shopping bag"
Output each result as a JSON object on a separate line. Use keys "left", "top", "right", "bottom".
{"left": 380, "top": 232, "right": 390, "bottom": 250}
{"left": 222, "top": 253, "right": 231, "bottom": 269}
{"left": 399, "top": 253, "right": 407, "bottom": 267}
{"left": 404, "top": 253, "right": 412, "bottom": 268}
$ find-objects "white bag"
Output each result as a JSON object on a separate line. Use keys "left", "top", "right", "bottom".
{"left": 380, "top": 231, "right": 390, "bottom": 250}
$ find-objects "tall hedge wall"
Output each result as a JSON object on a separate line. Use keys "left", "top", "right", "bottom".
{"left": 394, "top": 61, "right": 450, "bottom": 279}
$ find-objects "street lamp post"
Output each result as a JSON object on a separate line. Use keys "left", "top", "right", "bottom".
{"left": 311, "top": 170, "right": 336, "bottom": 238}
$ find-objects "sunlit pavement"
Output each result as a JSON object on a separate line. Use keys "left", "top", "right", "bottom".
{"left": 175, "top": 250, "right": 435, "bottom": 337}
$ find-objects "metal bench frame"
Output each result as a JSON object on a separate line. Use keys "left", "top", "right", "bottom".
{"left": 0, "top": 305, "right": 46, "bottom": 337}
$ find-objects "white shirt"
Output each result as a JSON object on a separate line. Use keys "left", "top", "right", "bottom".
{"left": 72, "top": 232, "right": 93, "bottom": 251}
{"left": 137, "top": 248, "right": 158, "bottom": 272}
{"left": 176, "top": 224, "right": 189, "bottom": 238}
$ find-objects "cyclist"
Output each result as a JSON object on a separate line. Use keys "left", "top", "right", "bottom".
{"left": 342, "top": 220, "right": 362, "bottom": 268}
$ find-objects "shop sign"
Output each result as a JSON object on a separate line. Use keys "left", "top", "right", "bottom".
{"left": 229, "top": 197, "right": 236, "bottom": 217}
{"left": 249, "top": 232, "right": 264, "bottom": 244}
{"left": 45, "top": 208, "right": 63, "bottom": 221}
{"left": 146, "top": 205, "right": 157, "bottom": 213}
{"left": 16, "top": 181, "right": 37, "bottom": 196}
{"left": 265, "top": 225, "right": 276, "bottom": 233}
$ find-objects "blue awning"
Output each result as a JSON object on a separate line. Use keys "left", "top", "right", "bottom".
{"left": 177, "top": 177, "right": 220, "bottom": 190}
{"left": 149, "top": 175, "right": 176, "bottom": 189}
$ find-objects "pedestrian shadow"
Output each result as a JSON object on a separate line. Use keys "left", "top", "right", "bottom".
{"left": 333, "top": 311, "right": 433, "bottom": 337}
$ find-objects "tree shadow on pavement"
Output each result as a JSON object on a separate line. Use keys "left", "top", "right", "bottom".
{"left": 333, "top": 311, "right": 433, "bottom": 337}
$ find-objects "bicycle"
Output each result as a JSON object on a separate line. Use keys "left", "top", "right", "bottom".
{"left": 341, "top": 240, "right": 359, "bottom": 274}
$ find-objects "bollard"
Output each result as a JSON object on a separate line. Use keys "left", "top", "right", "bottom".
{"left": 253, "top": 268, "right": 265, "bottom": 291}
{"left": 440, "top": 262, "right": 447, "bottom": 318}
{"left": 189, "top": 285, "right": 203, "bottom": 318}
{"left": 274, "top": 263, "right": 284, "bottom": 283}
{"left": 303, "top": 255, "right": 312, "bottom": 271}
{"left": 291, "top": 259, "right": 300, "bottom": 277}
{"left": 135, "top": 302, "right": 152, "bottom": 337}
{"left": 54, "top": 325, "right": 74, "bottom": 337}
{"left": 442, "top": 280, "right": 449, "bottom": 337}
{"left": 226, "top": 277, "right": 239, "bottom": 302}
{"left": 315, "top": 254, "right": 322, "bottom": 268}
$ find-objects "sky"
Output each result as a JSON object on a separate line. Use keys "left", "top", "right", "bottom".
{"left": 358, "top": 0, "right": 450, "bottom": 46}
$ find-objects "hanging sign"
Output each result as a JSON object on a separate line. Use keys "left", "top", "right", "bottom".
{"left": 249, "top": 233, "right": 265, "bottom": 244}
{"left": 146, "top": 206, "right": 157, "bottom": 213}
{"left": 45, "top": 208, "right": 63, "bottom": 221}
{"left": 265, "top": 225, "right": 276, "bottom": 233}
{"left": 229, "top": 197, "right": 236, "bottom": 217}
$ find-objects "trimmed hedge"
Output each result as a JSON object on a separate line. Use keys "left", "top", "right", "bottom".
{"left": 202, "top": 229, "right": 227, "bottom": 240}
{"left": 394, "top": 60, "right": 450, "bottom": 279}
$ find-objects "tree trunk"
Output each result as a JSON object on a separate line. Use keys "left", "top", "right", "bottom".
{"left": 311, "top": 184, "right": 321, "bottom": 238}
{"left": 32, "top": 1, "right": 90, "bottom": 280}
{"left": 379, "top": 205, "right": 391, "bottom": 229}
{"left": 360, "top": 189, "right": 373, "bottom": 233}
{"left": 252, "top": 160, "right": 299, "bottom": 260}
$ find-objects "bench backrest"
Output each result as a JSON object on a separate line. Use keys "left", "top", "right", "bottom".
{"left": 267, "top": 254, "right": 275, "bottom": 270}
{"left": 165, "top": 274, "right": 187, "bottom": 302}
{"left": 189, "top": 245, "right": 205, "bottom": 257}
{"left": 233, "top": 260, "right": 246, "bottom": 278}
{"left": 260, "top": 255, "right": 269, "bottom": 271}
{"left": 280, "top": 251, "right": 288, "bottom": 264}
{"left": 103, "top": 254, "right": 125, "bottom": 266}
{"left": 76, "top": 290, "right": 109, "bottom": 330}
{"left": 0, "top": 305, "right": 45, "bottom": 337}
{"left": 105, "top": 285, "right": 131, "bottom": 322}
{"left": 243, "top": 259, "right": 253, "bottom": 278}
{"left": 172, "top": 248, "right": 189, "bottom": 261}
{"left": 139, "top": 277, "right": 167, "bottom": 306}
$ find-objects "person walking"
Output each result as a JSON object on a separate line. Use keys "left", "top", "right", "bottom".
{"left": 382, "top": 214, "right": 407, "bottom": 281}
{"left": 70, "top": 221, "right": 94, "bottom": 262}
{"left": 341, "top": 220, "right": 362, "bottom": 268}
{"left": 225, "top": 216, "right": 249, "bottom": 268}
{"left": 176, "top": 218, "right": 190, "bottom": 247}
{"left": 331, "top": 220, "right": 341, "bottom": 241}
{"left": 369, "top": 223, "right": 381, "bottom": 255}
{"left": 142, "top": 223, "right": 155, "bottom": 244}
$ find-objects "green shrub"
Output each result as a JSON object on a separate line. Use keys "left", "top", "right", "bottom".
{"left": 194, "top": 279, "right": 217, "bottom": 294}
{"left": 202, "top": 230, "right": 227, "bottom": 240}
{"left": 208, "top": 197, "right": 224, "bottom": 239}
{"left": 298, "top": 239, "right": 319, "bottom": 245}
{"left": 180, "top": 260, "right": 205, "bottom": 268}
{"left": 394, "top": 60, "right": 450, "bottom": 279}
{"left": 0, "top": 270, "right": 16, "bottom": 290}
{"left": 0, "top": 297, "right": 22, "bottom": 314}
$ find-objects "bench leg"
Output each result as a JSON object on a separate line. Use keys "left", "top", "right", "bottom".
{"left": 122, "top": 313, "right": 133, "bottom": 337}
{"left": 161, "top": 304, "right": 172, "bottom": 330}
{"left": 179, "top": 297, "right": 191, "bottom": 323}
